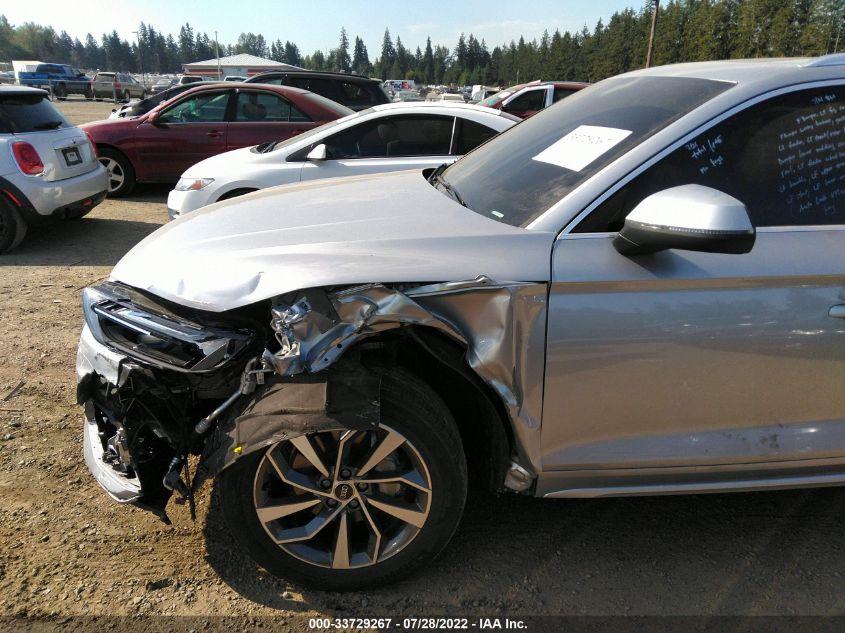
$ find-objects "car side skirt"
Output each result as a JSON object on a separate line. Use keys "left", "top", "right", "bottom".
{"left": 537, "top": 456, "right": 845, "bottom": 498}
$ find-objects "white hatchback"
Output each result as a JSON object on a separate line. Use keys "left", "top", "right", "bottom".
{"left": 166, "top": 102, "right": 519, "bottom": 218}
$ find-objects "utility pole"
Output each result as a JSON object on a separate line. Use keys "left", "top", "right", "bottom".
{"left": 215, "top": 31, "right": 221, "bottom": 79}
{"left": 132, "top": 30, "right": 145, "bottom": 87}
{"left": 646, "top": 0, "right": 660, "bottom": 68}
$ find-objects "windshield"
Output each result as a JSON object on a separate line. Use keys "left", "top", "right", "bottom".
{"left": 0, "top": 93, "right": 70, "bottom": 133}
{"left": 260, "top": 109, "right": 364, "bottom": 153}
{"left": 438, "top": 75, "right": 733, "bottom": 227}
{"left": 481, "top": 86, "right": 518, "bottom": 107}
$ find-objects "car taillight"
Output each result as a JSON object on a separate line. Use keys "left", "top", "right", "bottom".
{"left": 84, "top": 131, "right": 99, "bottom": 158}
{"left": 11, "top": 142, "right": 44, "bottom": 175}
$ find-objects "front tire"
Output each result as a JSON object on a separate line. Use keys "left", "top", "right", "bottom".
{"left": 98, "top": 148, "right": 135, "bottom": 197}
{"left": 218, "top": 367, "right": 467, "bottom": 590}
{"left": 0, "top": 197, "right": 28, "bottom": 254}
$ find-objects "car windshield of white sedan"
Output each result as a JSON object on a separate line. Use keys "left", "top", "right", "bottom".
{"left": 439, "top": 76, "right": 733, "bottom": 227}
{"left": 258, "top": 110, "right": 365, "bottom": 153}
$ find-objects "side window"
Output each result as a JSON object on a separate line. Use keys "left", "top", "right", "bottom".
{"left": 324, "top": 115, "right": 454, "bottom": 159}
{"left": 234, "top": 91, "right": 311, "bottom": 122}
{"left": 257, "top": 75, "right": 285, "bottom": 86}
{"left": 453, "top": 118, "right": 498, "bottom": 155}
{"left": 506, "top": 88, "right": 546, "bottom": 112}
{"left": 577, "top": 86, "right": 845, "bottom": 232}
{"left": 553, "top": 88, "right": 576, "bottom": 103}
{"left": 159, "top": 91, "right": 230, "bottom": 123}
{"left": 286, "top": 77, "right": 308, "bottom": 90}
{"left": 338, "top": 81, "right": 372, "bottom": 105}
{"left": 306, "top": 78, "right": 338, "bottom": 101}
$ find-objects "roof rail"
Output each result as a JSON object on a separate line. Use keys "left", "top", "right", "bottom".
{"left": 803, "top": 53, "right": 845, "bottom": 68}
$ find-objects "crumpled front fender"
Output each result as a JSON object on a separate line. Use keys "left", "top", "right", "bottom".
{"left": 196, "top": 365, "right": 381, "bottom": 483}
{"left": 196, "top": 277, "right": 547, "bottom": 488}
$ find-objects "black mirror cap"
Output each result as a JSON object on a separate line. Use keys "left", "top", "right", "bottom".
{"left": 613, "top": 220, "right": 756, "bottom": 256}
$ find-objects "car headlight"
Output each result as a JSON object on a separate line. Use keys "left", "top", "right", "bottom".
{"left": 175, "top": 177, "right": 214, "bottom": 192}
{"left": 82, "top": 282, "right": 254, "bottom": 372}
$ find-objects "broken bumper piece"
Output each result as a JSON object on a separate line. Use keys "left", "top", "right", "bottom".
{"left": 77, "top": 324, "right": 142, "bottom": 503}
{"left": 83, "top": 413, "right": 142, "bottom": 503}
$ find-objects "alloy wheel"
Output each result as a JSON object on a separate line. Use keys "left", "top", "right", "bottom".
{"left": 100, "top": 157, "right": 125, "bottom": 193}
{"left": 252, "top": 425, "right": 432, "bottom": 569}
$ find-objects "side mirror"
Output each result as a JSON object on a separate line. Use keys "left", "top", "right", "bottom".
{"left": 147, "top": 110, "right": 162, "bottom": 126}
{"left": 613, "top": 185, "right": 755, "bottom": 256}
{"left": 306, "top": 144, "right": 328, "bottom": 161}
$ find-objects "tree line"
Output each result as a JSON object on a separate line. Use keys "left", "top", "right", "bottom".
{"left": 1, "top": 1, "right": 844, "bottom": 86}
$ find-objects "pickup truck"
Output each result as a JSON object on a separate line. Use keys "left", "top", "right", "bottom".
{"left": 17, "top": 64, "right": 93, "bottom": 100}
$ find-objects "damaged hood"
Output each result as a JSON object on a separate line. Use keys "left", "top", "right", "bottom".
{"left": 111, "top": 170, "right": 555, "bottom": 311}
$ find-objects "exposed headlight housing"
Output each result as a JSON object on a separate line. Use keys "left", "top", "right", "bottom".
{"left": 82, "top": 282, "right": 254, "bottom": 372}
{"left": 175, "top": 177, "right": 214, "bottom": 191}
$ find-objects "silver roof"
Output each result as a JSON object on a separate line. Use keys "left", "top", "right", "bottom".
{"left": 0, "top": 85, "right": 48, "bottom": 96}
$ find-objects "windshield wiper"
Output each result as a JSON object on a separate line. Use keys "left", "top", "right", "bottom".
{"left": 33, "top": 120, "right": 63, "bottom": 130}
{"left": 433, "top": 172, "right": 467, "bottom": 208}
{"left": 256, "top": 141, "right": 276, "bottom": 153}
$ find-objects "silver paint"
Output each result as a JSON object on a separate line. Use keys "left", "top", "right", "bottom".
{"left": 110, "top": 170, "right": 554, "bottom": 312}
{"left": 627, "top": 185, "right": 753, "bottom": 232}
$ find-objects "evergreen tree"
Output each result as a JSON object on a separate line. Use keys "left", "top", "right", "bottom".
{"left": 335, "top": 27, "right": 351, "bottom": 72}
{"left": 284, "top": 41, "right": 302, "bottom": 66}
{"left": 178, "top": 23, "right": 195, "bottom": 62}
{"left": 422, "top": 37, "right": 435, "bottom": 83}
{"left": 352, "top": 36, "right": 371, "bottom": 75}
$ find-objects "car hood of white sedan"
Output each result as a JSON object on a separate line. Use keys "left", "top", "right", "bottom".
{"left": 181, "top": 145, "right": 264, "bottom": 177}
{"left": 111, "top": 170, "right": 555, "bottom": 312}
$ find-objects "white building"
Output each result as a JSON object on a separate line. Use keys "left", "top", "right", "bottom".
{"left": 182, "top": 54, "right": 300, "bottom": 79}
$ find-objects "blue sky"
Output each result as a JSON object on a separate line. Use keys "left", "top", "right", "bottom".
{"left": 5, "top": 0, "right": 640, "bottom": 56}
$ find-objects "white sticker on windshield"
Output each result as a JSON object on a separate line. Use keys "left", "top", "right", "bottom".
{"left": 531, "top": 125, "right": 633, "bottom": 172}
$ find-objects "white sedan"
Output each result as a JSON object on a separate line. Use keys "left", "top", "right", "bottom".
{"left": 167, "top": 102, "right": 519, "bottom": 218}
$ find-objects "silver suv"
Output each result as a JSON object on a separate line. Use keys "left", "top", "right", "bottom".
{"left": 77, "top": 55, "right": 845, "bottom": 590}
{"left": 0, "top": 86, "right": 107, "bottom": 253}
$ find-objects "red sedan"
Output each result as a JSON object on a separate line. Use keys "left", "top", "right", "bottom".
{"left": 480, "top": 80, "right": 589, "bottom": 118}
{"left": 82, "top": 83, "right": 352, "bottom": 196}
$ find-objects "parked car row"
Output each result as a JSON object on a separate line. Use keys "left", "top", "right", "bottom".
{"left": 73, "top": 54, "right": 845, "bottom": 593}
{"left": 0, "top": 66, "right": 588, "bottom": 252}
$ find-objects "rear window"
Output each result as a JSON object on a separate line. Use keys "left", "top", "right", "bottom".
{"left": 0, "top": 93, "right": 70, "bottom": 134}
{"left": 299, "top": 91, "right": 355, "bottom": 119}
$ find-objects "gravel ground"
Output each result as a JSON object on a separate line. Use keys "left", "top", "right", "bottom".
{"left": 1, "top": 100, "right": 845, "bottom": 628}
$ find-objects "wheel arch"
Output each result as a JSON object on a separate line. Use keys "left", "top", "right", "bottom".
{"left": 217, "top": 187, "right": 259, "bottom": 202}
{"left": 96, "top": 143, "right": 137, "bottom": 175}
{"left": 354, "top": 326, "right": 513, "bottom": 493}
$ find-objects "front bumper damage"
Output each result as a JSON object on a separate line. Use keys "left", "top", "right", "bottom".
{"left": 77, "top": 277, "right": 548, "bottom": 520}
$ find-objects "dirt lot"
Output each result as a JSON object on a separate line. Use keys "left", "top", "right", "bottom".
{"left": 2, "top": 100, "right": 845, "bottom": 628}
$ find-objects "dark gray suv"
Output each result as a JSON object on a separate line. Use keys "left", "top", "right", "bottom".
{"left": 245, "top": 70, "right": 390, "bottom": 111}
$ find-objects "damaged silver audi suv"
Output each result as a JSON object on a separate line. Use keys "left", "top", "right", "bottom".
{"left": 78, "top": 56, "right": 845, "bottom": 590}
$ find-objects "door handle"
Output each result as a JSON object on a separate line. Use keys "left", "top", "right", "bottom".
{"left": 830, "top": 305, "right": 845, "bottom": 318}
{"left": 206, "top": 130, "right": 223, "bottom": 138}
